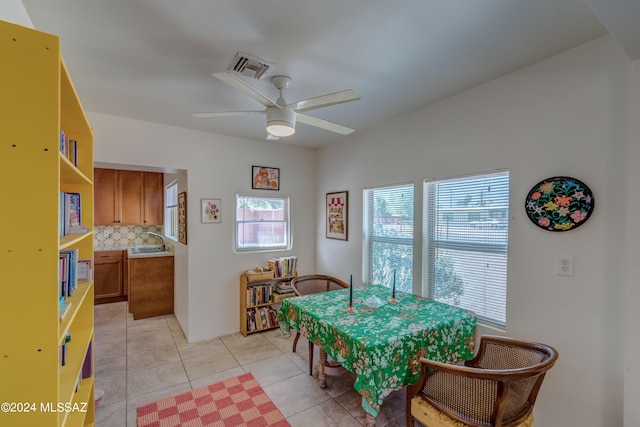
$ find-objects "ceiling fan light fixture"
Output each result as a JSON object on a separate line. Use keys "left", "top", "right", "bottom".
{"left": 267, "top": 123, "right": 295, "bottom": 137}
{"left": 266, "top": 107, "right": 296, "bottom": 137}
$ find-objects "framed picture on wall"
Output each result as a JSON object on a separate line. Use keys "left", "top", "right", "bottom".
{"left": 252, "top": 166, "right": 280, "bottom": 190}
{"left": 201, "top": 198, "right": 221, "bottom": 223}
{"left": 326, "top": 191, "right": 348, "bottom": 240}
{"left": 178, "top": 191, "right": 187, "bottom": 244}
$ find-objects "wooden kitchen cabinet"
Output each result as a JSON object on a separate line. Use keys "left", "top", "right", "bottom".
{"left": 94, "top": 168, "right": 118, "bottom": 226}
{"left": 119, "top": 170, "right": 144, "bottom": 225}
{"left": 94, "top": 250, "right": 125, "bottom": 303}
{"left": 128, "top": 256, "right": 174, "bottom": 320}
{"left": 143, "top": 171, "right": 164, "bottom": 225}
{"left": 94, "top": 168, "right": 164, "bottom": 226}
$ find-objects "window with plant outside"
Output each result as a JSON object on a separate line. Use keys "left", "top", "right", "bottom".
{"left": 164, "top": 181, "right": 178, "bottom": 241}
{"left": 363, "top": 183, "right": 414, "bottom": 292}
{"left": 235, "top": 194, "right": 291, "bottom": 251}
{"left": 424, "top": 171, "right": 509, "bottom": 327}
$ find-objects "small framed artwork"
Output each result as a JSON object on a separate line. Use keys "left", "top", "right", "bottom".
{"left": 178, "top": 192, "right": 187, "bottom": 244}
{"left": 201, "top": 198, "right": 221, "bottom": 223}
{"left": 326, "top": 191, "right": 348, "bottom": 240}
{"left": 252, "top": 166, "right": 280, "bottom": 190}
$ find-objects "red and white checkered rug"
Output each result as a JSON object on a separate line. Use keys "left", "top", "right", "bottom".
{"left": 136, "top": 372, "right": 290, "bottom": 427}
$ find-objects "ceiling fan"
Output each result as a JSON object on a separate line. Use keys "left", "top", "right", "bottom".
{"left": 193, "top": 73, "right": 360, "bottom": 140}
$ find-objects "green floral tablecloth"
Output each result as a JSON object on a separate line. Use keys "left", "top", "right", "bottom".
{"left": 277, "top": 284, "right": 477, "bottom": 417}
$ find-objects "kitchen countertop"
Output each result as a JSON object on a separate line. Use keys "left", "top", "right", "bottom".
{"left": 95, "top": 245, "right": 175, "bottom": 258}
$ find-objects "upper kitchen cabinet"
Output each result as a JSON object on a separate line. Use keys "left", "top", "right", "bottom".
{"left": 94, "top": 168, "right": 164, "bottom": 226}
{"left": 94, "top": 168, "right": 117, "bottom": 225}
{"left": 143, "top": 171, "right": 164, "bottom": 225}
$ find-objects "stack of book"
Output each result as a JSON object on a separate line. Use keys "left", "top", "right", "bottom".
{"left": 274, "top": 280, "right": 293, "bottom": 294}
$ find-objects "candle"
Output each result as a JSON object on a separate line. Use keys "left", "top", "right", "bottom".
{"left": 392, "top": 270, "right": 396, "bottom": 299}
{"left": 349, "top": 274, "right": 353, "bottom": 306}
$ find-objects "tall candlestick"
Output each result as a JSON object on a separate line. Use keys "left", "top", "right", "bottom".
{"left": 349, "top": 274, "right": 353, "bottom": 307}
{"left": 392, "top": 270, "right": 396, "bottom": 299}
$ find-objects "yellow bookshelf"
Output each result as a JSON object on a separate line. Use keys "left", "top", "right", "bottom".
{"left": 0, "top": 20, "right": 95, "bottom": 426}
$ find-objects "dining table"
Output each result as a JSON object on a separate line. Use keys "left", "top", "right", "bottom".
{"left": 277, "top": 284, "right": 477, "bottom": 426}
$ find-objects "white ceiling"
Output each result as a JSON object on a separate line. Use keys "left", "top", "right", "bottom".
{"left": 20, "top": 1, "right": 639, "bottom": 148}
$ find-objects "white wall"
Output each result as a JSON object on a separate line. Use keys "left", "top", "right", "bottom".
{"left": 89, "top": 113, "right": 317, "bottom": 342}
{"left": 164, "top": 171, "right": 189, "bottom": 336}
{"left": 0, "top": 1, "right": 32, "bottom": 28}
{"left": 317, "top": 36, "right": 636, "bottom": 427}
{"left": 623, "top": 60, "right": 640, "bottom": 426}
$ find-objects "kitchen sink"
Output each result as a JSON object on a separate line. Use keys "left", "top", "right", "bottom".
{"left": 130, "top": 246, "right": 165, "bottom": 254}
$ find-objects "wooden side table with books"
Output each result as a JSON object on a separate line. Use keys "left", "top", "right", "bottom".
{"left": 240, "top": 268, "right": 297, "bottom": 336}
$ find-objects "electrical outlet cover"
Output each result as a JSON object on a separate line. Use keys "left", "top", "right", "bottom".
{"left": 557, "top": 256, "right": 574, "bottom": 276}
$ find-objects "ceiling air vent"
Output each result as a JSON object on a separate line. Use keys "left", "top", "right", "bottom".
{"left": 227, "top": 52, "right": 274, "bottom": 80}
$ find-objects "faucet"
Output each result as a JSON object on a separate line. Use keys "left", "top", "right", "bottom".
{"left": 146, "top": 232, "right": 166, "bottom": 252}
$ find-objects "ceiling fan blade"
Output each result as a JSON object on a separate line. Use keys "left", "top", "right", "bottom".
{"left": 288, "top": 89, "right": 360, "bottom": 113}
{"left": 192, "top": 110, "right": 263, "bottom": 118}
{"left": 212, "top": 72, "right": 279, "bottom": 108}
{"left": 297, "top": 113, "right": 355, "bottom": 135}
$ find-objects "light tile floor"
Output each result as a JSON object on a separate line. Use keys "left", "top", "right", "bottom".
{"left": 94, "top": 302, "right": 410, "bottom": 426}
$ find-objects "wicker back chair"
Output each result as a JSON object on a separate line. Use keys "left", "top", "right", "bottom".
{"left": 290, "top": 275, "right": 349, "bottom": 375}
{"left": 407, "top": 335, "right": 558, "bottom": 427}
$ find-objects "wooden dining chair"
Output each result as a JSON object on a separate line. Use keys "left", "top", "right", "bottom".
{"left": 406, "top": 335, "right": 558, "bottom": 427}
{"left": 290, "top": 275, "right": 349, "bottom": 375}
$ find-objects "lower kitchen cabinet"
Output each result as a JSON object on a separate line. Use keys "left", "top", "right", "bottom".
{"left": 128, "top": 256, "right": 174, "bottom": 319}
{"left": 94, "top": 250, "right": 126, "bottom": 304}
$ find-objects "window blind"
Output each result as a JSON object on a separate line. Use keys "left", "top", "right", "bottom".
{"left": 165, "top": 181, "right": 178, "bottom": 239}
{"left": 363, "top": 183, "right": 414, "bottom": 292}
{"left": 424, "top": 171, "right": 509, "bottom": 326}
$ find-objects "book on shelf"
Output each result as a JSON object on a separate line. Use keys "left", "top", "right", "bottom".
{"left": 81, "top": 341, "right": 93, "bottom": 379}
{"left": 246, "top": 281, "right": 273, "bottom": 306}
{"left": 267, "top": 256, "right": 298, "bottom": 277}
{"left": 60, "top": 330, "right": 71, "bottom": 367}
{"left": 59, "top": 248, "right": 79, "bottom": 298}
{"left": 60, "top": 129, "right": 66, "bottom": 155}
{"left": 59, "top": 300, "right": 72, "bottom": 321}
{"left": 59, "top": 192, "right": 82, "bottom": 237}
{"left": 68, "top": 224, "right": 89, "bottom": 235}
{"left": 267, "top": 307, "right": 278, "bottom": 327}
{"left": 255, "top": 308, "right": 264, "bottom": 330}
{"left": 257, "top": 307, "right": 280, "bottom": 330}
{"left": 59, "top": 129, "right": 79, "bottom": 167}
{"left": 68, "top": 139, "right": 78, "bottom": 167}
{"left": 77, "top": 258, "right": 93, "bottom": 283}
{"left": 260, "top": 307, "right": 269, "bottom": 328}
{"left": 247, "top": 309, "right": 257, "bottom": 332}
{"left": 246, "top": 306, "right": 280, "bottom": 332}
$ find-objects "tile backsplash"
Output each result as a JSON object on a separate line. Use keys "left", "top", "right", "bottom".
{"left": 95, "top": 225, "right": 165, "bottom": 248}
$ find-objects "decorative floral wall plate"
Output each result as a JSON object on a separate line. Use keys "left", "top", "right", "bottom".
{"left": 525, "top": 176, "right": 594, "bottom": 232}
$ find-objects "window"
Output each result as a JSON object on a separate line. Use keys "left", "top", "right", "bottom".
{"left": 363, "top": 183, "right": 414, "bottom": 292}
{"left": 235, "top": 194, "right": 291, "bottom": 252}
{"left": 165, "top": 180, "right": 178, "bottom": 240}
{"left": 424, "top": 171, "right": 509, "bottom": 326}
